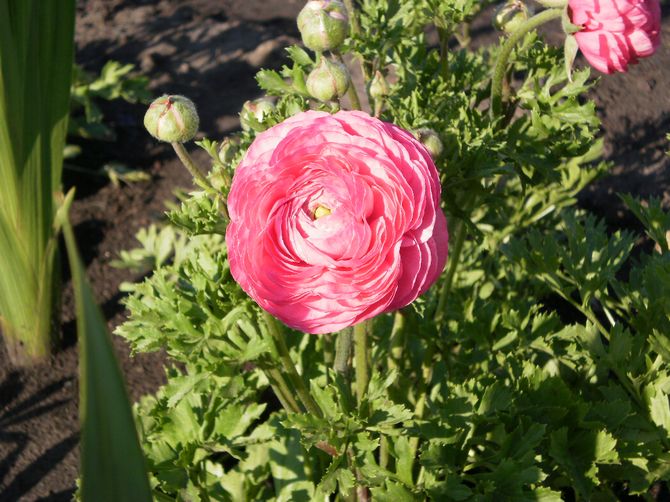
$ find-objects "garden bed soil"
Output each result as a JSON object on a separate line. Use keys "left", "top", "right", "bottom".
{"left": 0, "top": 2, "right": 669, "bottom": 500}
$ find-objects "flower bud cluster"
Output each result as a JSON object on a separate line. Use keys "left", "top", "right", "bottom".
{"left": 297, "top": 1, "right": 354, "bottom": 103}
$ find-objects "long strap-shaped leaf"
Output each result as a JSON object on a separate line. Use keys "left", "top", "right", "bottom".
{"left": 0, "top": 0, "right": 75, "bottom": 362}
{"left": 0, "top": 0, "right": 73, "bottom": 250}
{"left": 61, "top": 197, "right": 152, "bottom": 502}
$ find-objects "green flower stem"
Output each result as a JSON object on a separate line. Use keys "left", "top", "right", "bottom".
{"left": 534, "top": 0, "right": 567, "bottom": 7}
{"left": 434, "top": 216, "right": 467, "bottom": 324}
{"left": 335, "top": 327, "right": 354, "bottom": 377}
{"left": 343, "top": 0, "right": 361, "bottom": 37}
{"left": 353, "top": 320, "right": 370, "bottom": 406}
{"left": 490, "top": 8, "right": 563, "bottom": 117}
{"left": 346, "top": 77, "right": 362, "bottom": 111}
{"left": 171, "top": 142, "right": 214, "bottom": 191}
{"left": 323, "top": 334, "right": 334, "bottom": 383}
{"left": 379, "top": 435, "right": 389, "bottom": 469}
{"left": 263, "top": 311, "right": 323, "bottom": 417}
{"left": 334, "top": 54, "right": 362, "bottom": 111}
{"left": 408, "top": 348, "right": 435, "bottom": 474}
{"left": 387, "top": 310, "right": 405, "bottom": 372}
{"left": 342, "top": 0, "right": 373, "bottom": 89}
{"left": 266, "top": 367, "right": 303, "bottom": 413}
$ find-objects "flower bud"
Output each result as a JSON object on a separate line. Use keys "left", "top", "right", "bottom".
{"left": 297, "top": 0, "right": 349, "bottom": 53}
{"left": 218, "top": 137, "right": 240, "bottom": 165}
{"left": 144, "top": 95, "right": 199, "bottom": 143}
{"left": 240, "top": 98, "right": 275, "bottom": 132}
{"left": 209, "top": 165, "right": 230, "bottom": 192}
{"left": 306, "top": 58, "right": 350, "bottom": 102}
{"left": 368, "top": 70, "right": 389, "bottom": 101}
{"left": 493, "top": 1, "right": 531, "bottom": 35}
{"left": 415, "top": 128, "right": 444, "bottom": 159}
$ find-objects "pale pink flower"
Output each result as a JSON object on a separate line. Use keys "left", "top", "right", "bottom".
{"left": 569, "top": 0, "right": 661, "bottom": 74}
{"left": 226, "top": 110, "right": 449, "bottom": 334}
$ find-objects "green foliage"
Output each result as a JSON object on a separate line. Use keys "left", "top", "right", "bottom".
{"left": 115, "top": 0, "right": 670, "bottom": 500}
{"left": 0, "top": 0, "right": 75, "bottom": 364}
{"left": 61, "top": 197, "right": 152, "bottom": 502}
{"left": 69, "top": 61, "right": 152, "bottom": 141}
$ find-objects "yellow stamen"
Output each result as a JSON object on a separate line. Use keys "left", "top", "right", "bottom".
{"left": 313, "top": 205, "right": 331, "bottom": 219}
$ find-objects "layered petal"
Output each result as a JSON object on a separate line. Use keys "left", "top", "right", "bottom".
{"left": 226, "top": 110, "right": 449, "bottom": 334}
{"left": 568, "top": 0, "right": 661, "bottom": 74}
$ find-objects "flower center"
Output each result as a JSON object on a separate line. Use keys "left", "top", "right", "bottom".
{"left": 313, "top": 204, "right": 332, "bottom": 219}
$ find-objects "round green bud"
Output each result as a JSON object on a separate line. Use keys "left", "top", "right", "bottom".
{"left": 297, "top": 0, "right": 349, "bottom": 53}
{"left": 415, "top": 128, "right": 444, "bottom": 159}
{"left": 144, "top": 95, "right": 199, "bottom": 143}
{"left": 218, "top": 137, "right": 240, "bottom": 165}
{"left": 368, "top": 70, "right": 389, "bottom": 101}
{"left": 306, "top": 58, "right": 350, "bottom": 102}
{"left": 240, "top": 98, "right": 275, "bottom": 132}
{"left": 493, "top": 1, "right": 531, "bottom": 35}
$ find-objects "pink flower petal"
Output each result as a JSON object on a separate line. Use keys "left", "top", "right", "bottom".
{"left": 226, "top": 110, "right": 450, "bottom": 334}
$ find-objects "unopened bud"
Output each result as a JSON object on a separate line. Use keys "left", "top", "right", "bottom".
{"left": 415, "top": 128, "right": 444, "bottom": 159}
{"left": 368, "top": 70, "right": 389, "bottom": 101}
{"left": 493, "top": 1, "right": 531, "bottom": 35}
{"left": 297, "top": 0, "right": 349, "bottom": 53}
{"left": 240, "top": 98, "right": 275, "bottom": 132}
{"left": 218, "top": 137, "right": 240, "bottom": 165}
{"left": 144, "top": 95, "right": 199, "bottom": 143}
{"left": 306, "top": 58, "right": 350, "bottom": 102}
{"left": 209, "top": 165, "right": 230, "bottom": 192}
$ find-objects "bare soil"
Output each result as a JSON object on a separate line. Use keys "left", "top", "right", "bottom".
{"left": 0, "top": 2, "right": 668, "bottom": 501}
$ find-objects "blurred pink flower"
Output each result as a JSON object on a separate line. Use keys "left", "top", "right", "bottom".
{"left": 568, "top": 0, "right": 661, "bottom": 74}
{"left": 226, "top": 110, "right": 449, "bottom": 334}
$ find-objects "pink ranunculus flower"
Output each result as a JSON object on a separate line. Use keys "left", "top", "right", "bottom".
{"left": 226, "top": 110, "right": 449, "bottom": 334}
{"left": 568, "top": 0, "right": 661, "bottom": 74}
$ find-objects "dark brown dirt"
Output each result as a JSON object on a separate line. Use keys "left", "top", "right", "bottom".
{"left": 0, "top": 1, "right": 668, "bottom": 501}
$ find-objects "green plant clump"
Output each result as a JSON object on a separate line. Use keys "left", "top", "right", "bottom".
{"left": 113, "top": 1, "right": 670, "bottom": 500}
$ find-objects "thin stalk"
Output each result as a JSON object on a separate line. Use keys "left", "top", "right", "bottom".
{"left": 379, "top": 435, "right": 389, "bottom": 469}
{"left": 171, "top": 142, "right": 214, "bottom": 190}
{"left": 387, "top": 311, "right": 405, "bottom": 372}
{"left": 334, "top": 327, "right": 356, "bottom": 413}
{"left": 171, "top": 142, "right": 229, "bottom": 222}
{"left": 263, "top": 312, "right": 323, "bottom": 417}
{"left": 335, "top": 54, "right": 362, "bottom": 111}
{"left": 490, "top": 8, "right": 563, "bottom": 117}
{"left": 346, "top": 81, "right": 362, "bottom": 111}
{"left": 335, "top": 327, "right": 354, "bottom": 377}
{"left": 343, "top": 0, "right": 361, "bottom": 37}
{"left": 266, "top": 367, "right": 302, "bottom": 413}
{"left": 455, "top": 23, "right": 471, "bottom": 49}
{"left": 408, "top": 350, "right": 434, "bottom": 467}
{"left": 340, "top": 0, "right": 372, "bottom": 87}
{"left": 323, "top": 334, "right": 334, "bottom": 383}
{"left": 534, "top": 0, "right": 567, "bottom": 7}
{"left": 434, "top": 217, "right": 467, "bottom": 323}
{"left": 353, "top": 321, "right": 370, "bottom": 406}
